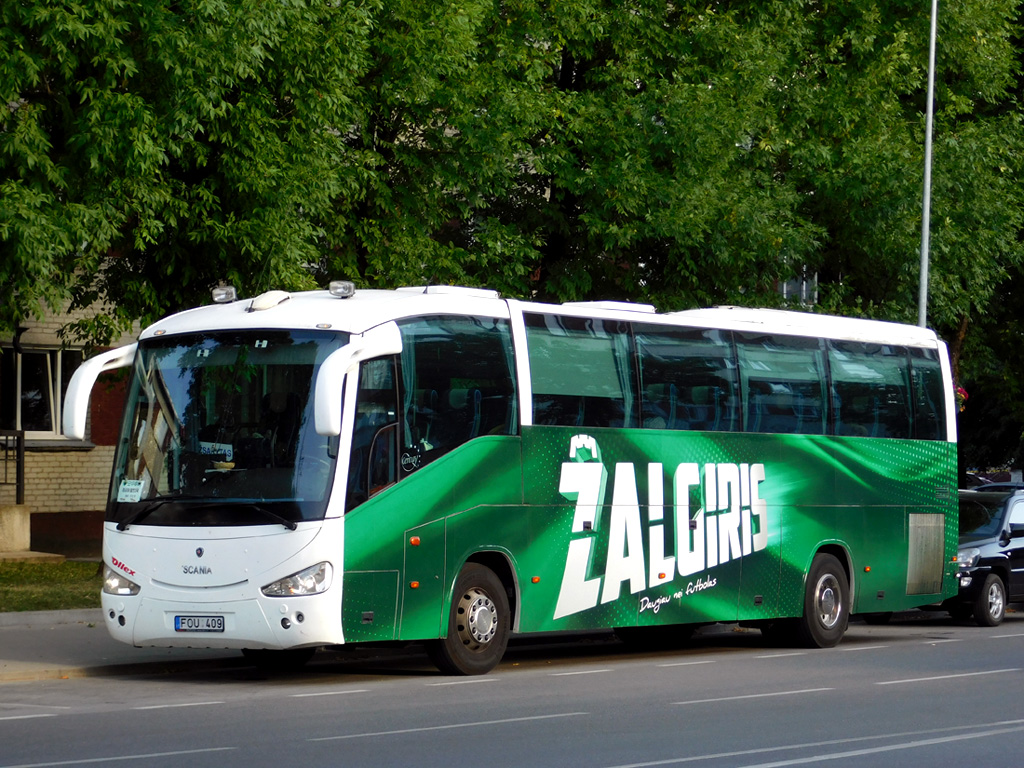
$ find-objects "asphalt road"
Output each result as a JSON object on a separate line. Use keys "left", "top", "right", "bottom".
{"left": 2, "top": 611, "right": 1023, "bottom": 768}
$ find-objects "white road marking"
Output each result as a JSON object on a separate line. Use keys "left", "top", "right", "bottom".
{"left": 131, "top": 701, "right": 224, "bottom": 710}
{"left": 674, "top": 688, "right": 833, "bottom": 705}
{"left": 308, "top": 712, "right": 588, "bottom": 741}
{"left": 876, "top": 668, "right": 1020, "bottom": 685}
{"left": 599, "top": 719, "right": 1024, "bottom": 768}
{"left": 0, "top": 747, "right": 236, "bottom": 768}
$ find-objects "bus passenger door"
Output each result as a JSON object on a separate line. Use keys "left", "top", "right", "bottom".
{"left": 400, "top": 518, "right": 447, "bottom": 638}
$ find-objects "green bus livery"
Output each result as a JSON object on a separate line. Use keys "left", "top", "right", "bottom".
{"left": 64, "top": 284, "right": 957, "bottom": 674}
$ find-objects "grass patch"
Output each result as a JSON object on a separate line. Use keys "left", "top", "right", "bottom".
{"left": 0, "top": 561, "right": 103, "bottom": 613}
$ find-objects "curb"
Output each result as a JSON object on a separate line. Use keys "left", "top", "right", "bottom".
{"left": 0, "top": 656, "right": 247, "bottom": 683}
{"left": 0, "top": 608, "right": 103, "bottom": 629}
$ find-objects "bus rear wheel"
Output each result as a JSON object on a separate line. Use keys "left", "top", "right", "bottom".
{"left": 796, "top": 553, "right": 849, "bottom": 648}
{"left": 428, "top": 563, "right": 510, "bottom": 676}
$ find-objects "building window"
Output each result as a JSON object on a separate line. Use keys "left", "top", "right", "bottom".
{"left": 0, "top": 347, "right": 84, "bottom": 438}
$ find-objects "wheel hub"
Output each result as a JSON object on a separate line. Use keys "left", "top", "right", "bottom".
{"left": 816, "top": 575, "right": 841, "bottom": 629}
{"left": 456, "top": 586, "right": 497, "bottom": 650}
{"left": 988, "top": 583, "right": 1004, "bottom": 618}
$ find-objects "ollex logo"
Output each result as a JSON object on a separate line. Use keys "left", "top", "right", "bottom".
{"left": 553, "top": 434, "right": 770, "bottom": 620}
{"left": 111, "top": 557, "right": 136, "bottom": 577}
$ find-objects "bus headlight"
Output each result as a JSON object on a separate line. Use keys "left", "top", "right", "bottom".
{"left": 261, "top": 562, "right": 333, "bottom": 597}
{"left": 955, "top": 547, "right": 981, "bottom": 570}
{"left": 103, "top": 566, "right": 141, "bottom": 596}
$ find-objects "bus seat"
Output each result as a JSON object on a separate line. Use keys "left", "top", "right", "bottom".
{"left": 263, "top": 391, "right": 302, "bottom": 466}
{"left": 408, "top": 388, "right": 438, "bottom": 446}
{"left": 445, "top": 388, "right": 482, "bottom": 441}
{"left": 689, "top": 385, "right": 721, "bottom": 431}
{"left": 643, "top": 383, "right": 679, "bottom": 429}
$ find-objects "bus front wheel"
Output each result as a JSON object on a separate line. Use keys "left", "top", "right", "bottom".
{"left": 797, "top": 553, "right": 849, "bottom": 648}
{"left": 429, "top": 563, "right": 510, "bottom": 676}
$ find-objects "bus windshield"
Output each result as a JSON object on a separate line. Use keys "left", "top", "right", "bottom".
{"left": 108, "top": 329, "right": 349, "bottom": 528}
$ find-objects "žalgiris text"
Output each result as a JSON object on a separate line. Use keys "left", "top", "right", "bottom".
{"left": 554, "top": 434, "right": 769, "bottom": 619}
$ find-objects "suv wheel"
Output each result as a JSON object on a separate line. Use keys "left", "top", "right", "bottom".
{"left": 973, "top": 574, "right": 1006, "bottom": 627}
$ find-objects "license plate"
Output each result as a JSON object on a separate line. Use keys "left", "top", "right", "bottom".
{"left": 174, "top": 615, "right": 225, "bottom": 632}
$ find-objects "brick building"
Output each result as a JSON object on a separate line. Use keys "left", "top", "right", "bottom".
{"left": 1, "top": 307, "right": 136, "bottom": 556}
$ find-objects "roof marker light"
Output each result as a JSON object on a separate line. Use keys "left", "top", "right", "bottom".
{"left": 329, "top": 280, "right": 356, "bottom": 298}
{"left": 212, "top": 285, "right": 237, "bottom": 303}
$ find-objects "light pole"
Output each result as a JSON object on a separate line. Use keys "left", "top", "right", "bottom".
{"left": 918, "top": 0, "right": 938, "bottom": 328}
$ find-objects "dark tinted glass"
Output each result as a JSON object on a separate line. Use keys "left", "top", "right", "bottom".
{"left": 634, "top": 324, "right": 738, "bottom": 431}
{"left": 398, "top": 316, "right": 516, "bottom": 472}
{"left": 525, "top": 313, "right": 637, "bottom": 428}
{"left": 736, "top": 333, "right": 827, "bottom": 435}
{"left": 910, "top": 348, "right": 946, "bottom": 440}
{"left": 829, "top": 341, "right": 912, "bottom": 439}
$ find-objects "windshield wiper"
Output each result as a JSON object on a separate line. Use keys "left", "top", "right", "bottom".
{"left": 236, "top": 503, "right": 298, "bottom": 531}
{"left": 116, "top": 496, "right": 298, "bottom": 531}
{"left": 116, "top": 493, "right": 209, "bottom": 530}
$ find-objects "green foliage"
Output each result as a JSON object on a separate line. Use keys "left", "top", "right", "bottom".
{"left": 2, "top": 0, "right": 1022, "bottom": 462}
{"left": 2, "top": 0, "right": 376, "bottom": 342}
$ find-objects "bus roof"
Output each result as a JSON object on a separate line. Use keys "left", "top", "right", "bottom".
{"left": 670, "top": 306, "right": 940, "bottom": 346}
{"left": 140, "top": 285, "right": 941, "bottom": 349}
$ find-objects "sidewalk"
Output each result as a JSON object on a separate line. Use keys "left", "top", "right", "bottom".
{"left": 0, "top": 609, "right": 243, "bottom": 682}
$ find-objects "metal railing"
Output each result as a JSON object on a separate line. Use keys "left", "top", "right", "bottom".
{"left": 0, "top": 429, "right": 25, "bottom": 505}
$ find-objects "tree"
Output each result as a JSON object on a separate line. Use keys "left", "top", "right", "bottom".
{"left": 1, "top": 0, "right": 376, "bottom": 344}
{"left": 4, "top": 1, "right": 1023, "bottom": 469}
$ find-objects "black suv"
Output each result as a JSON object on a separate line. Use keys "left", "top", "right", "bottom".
{"left": 946, "top": 489, "right": 1024, "bottom": 626}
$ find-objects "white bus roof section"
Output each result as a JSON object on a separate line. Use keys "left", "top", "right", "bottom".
{"left": 139, "top": 287, "right": 512, "bottom": 339}
{"left": 138, "top": 285, "right": 939, "bottom": 350}
{"left": 670, "top": 306, "right": 941, "bottom": 348}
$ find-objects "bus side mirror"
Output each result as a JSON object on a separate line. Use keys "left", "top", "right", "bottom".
{"left": 62, "top": 343, "right": 138, "bottom": 440}
{"left": 314, "top": 322, "right": 402, "bottom": 436}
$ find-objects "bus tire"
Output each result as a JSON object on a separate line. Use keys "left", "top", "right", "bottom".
{"left": 796, "top": 553, "right": 849, "bottom": 648}
{"left": 429, "top": 563, "right": 510, "bottom": 676}
{"left": 973, "top": 574, "right": 1006, "bottom": 627}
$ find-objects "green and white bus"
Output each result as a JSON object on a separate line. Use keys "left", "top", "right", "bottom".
{"left": 64, "top": 283, "right": 958, "bottom": 674}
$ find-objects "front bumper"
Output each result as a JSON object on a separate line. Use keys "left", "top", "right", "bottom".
{"left": 101, "top": 590, "right": 344, "bottom": 650}
{"left": 942, "top": 566, "right": 990, "bottom": 608}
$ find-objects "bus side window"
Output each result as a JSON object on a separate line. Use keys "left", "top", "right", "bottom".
{"left": 634, "top": 325, "right": 738, "bottom": 432}
{"left": 828, "top": 341, "right": 912, "bottom": 439}
{"left": 736, "top": 334, "right": 827, "bottom": 435}
{"left": 346, "top": 357, "right": 399, "bottom": 511}
{"left": 397, "top": 315, "right": 517, "bottom": 474}
{"left": 909, "top": 347, "right": 946, "bottom": 440}
{"left": 525, "top": 313, "right": 637, "bottom": 429}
